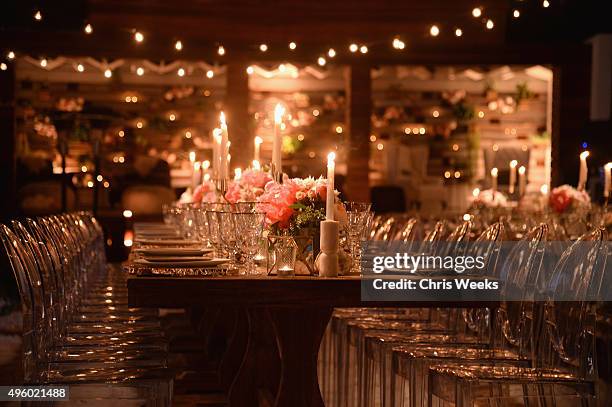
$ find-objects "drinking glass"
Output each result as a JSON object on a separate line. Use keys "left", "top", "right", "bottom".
{"left": 232, "top": 212, "right": 266, "bottom": 274}
{"left": 216, "top": 211, "right": 239, "bottom": 270}
{"left": 345, "top": 202, "right": 373, "bottom": 273}
{"left": 267, "top": 236, "right": 298, "bottom": 277}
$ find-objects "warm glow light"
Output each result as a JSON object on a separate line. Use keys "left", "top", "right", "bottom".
{"left": 392, "top": 37, "right": 405, "bottom": 50}
{"left": 430, "top": 25, "right": 440, "bottom": 37}
{"left": 452, "top": 144, "right": 459, "bottom": 151}
{"left": 513, "top": 9, "right": 520, "bottom": 18}
{"left": 349, "top": 43, "right": 358, "bottom": 53}
{"left": 84, "top": 23, "right": 93, "bottom": 34}
{"left": 472, "top": 188, "right": 480, "bottom": 197}
{"left": 297, "top": 134, "right": 305, "bottom": 141}
{"left": 87, "top": 181, "right": 94, "bottom": 188}
{"left": 246, "top": 66, "right": 254, "bottom": 74}
{"left": 206, "top": 70, "right": 214, "bottom": 78}
{"left": 478, "top": 111, "right": 485, "bottom": 118}
{"left": 177, "top": 67, "right": 185, "bottom": 77}
{"left": 312, "top": 109, "right": 320, "bottom": 117}
{"left": 81, "top": 165, "right": 88, "bottom": 173}
{"left": 252, "top": 160, "right": 261, "bottom": 170}
{"left": 274, "top": 104, "right": 285, "bottom": 124}
{"left": 492, "top": 144, "right": 499, "bottom": 152}
{"left": 40, "top": 58, "right": 48, "bottom": 67}
{"left": 203, "top": 160, "right": 210, "bottom": 170}
{"left": 134, "top": 31, "right": 144, "bottom": 43}
{"left": 463, "top": 214, "right": 471, "bottom": 221}
{"left": 136, "top": 121, "right": 143, "bottom": 129}
{"left": 542, "top": 0, "right": 550, "bottom": 8}
{"left": 103, "top": 181, "right": 110, "bottom": 188}
{"left": 370, "top": 135, "right": 377, "bottom": 142}
{"left": 404, "top": 128, "right": 411, "bottom": 134}
{"left": 540, "top": 184, "right": 549, "bottom": 194}
{"left": 169, "top": 113, "right": 176, "bottom": 121}
{"left": 472, "top": 7, "right": 482, "bottom": 18}
{"left": 455, "top": 28, "right": 463, "bottom": 37}
{"left": 327, "top": 152, "right": 336, "bottom": 163}
{"left": 359, "top": 45, "right": 368, "bottom": 54}
{"left": 432, "top": 110, "right": 440, "bottom": 118}
{"left": 123, "top": 210, "right": 133, "bottom": 218}
{"left": 0, "top": 63, "right": 6, "bottom": 71}
{"left": 491, "top": 167, "right": 498, "bottom": 177}
{"left": 189, "top": 151, "right": 196, "bottom": 163}
{"left": 185, "top": 131, "right": 192, "bottom": 139}
{"left": 510, "top": 160, "right": 518, "bottom": 168}
{"left": 486, "top": 19, "right": 494, "bottom": 29}
{"left": 175, "top": 40, "right": 183, "bottom": 51}
{"left": 518, "top": 166, "right": 526, "bottom": 175}
{"left": 327, "top": 48, "right": 336, "bottom": 58}
{"left": 289, "top": 41, "right": 297, "bottom": 50}
{"left": 96, "top": 174, "right": 103, "bottom": 182}
{"left": 580, "top": 151, "right": 590, "bottom": 160}
{"left": 259, "top": 44, "right": 268, "bottom": 52}
{"left": 104, "top": 69, "right": 112, "bottom": 78}
{"left": 317, "top": 56, "right": 326, "bottom": 66}
{"left": 454, "top": 171, "right": 461, "bottom": 179}
{"left": 34, "top": 10, "right": 42, "bottom": 21}
{"left": 7, "top": 51, "right": 15, "bottom": 60}
{"left": 234, "top": 168, "right": 242, "bottom": 180}
{"left": 377, "top": 143, "right": 384, "bottom": 151}
{"left": 76, "top": 64, "right": 84, "bottom": 72}
{"left": 218, "top": 45, "right": 225, "bottom": 56}
{"left": 118, "top": 130, "right": 125, "bottom": 137}
{"left": 220, "top": 111, "right": 227, "bottom": 127}
{"left": 136, "top": 67, "right": 144, "bottom": 76}
{"left": 335, "top": 125, "right": 343, "bottom": 134}
{"left": 419, "top": 128, "right": 425, "bottom": 135}
{"left": 444, "top": 171, "right": 451, "bottom": 179}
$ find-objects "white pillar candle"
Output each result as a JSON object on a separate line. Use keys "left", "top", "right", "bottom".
{"left": 192, "top": 161, "right": 201, "bottom": 191}
{"left": 518, "top": 165, "right": 526, "bottom": 197}
{"left": 509, "top": 160, "right": 518, "bottom": 194}
{"left": 220, "top": 112, "right": 229, "bottom": 180}
{"left": 212, "top": 128, "right": 221, "bottom": 179}
{"left": 578, "top": 150, "right": 589, "bottom": 191}
{"left": 234, "top": 167, "right": 242, "bottom": 181}
{"left": 490, "top": 167, "right": 498, "bottom": 192}
{"left": 252, "top": 159, "right": 261, "bottom": 171}
{"left": 189, "top": 151, "right": 196, "bottom": 190}
{"left": 254, "top": 136, "right": 263, "bottom": 162}
{"left": 272, "top": 104, "right": 284, "bottom": 175}
{"left": 604, "top": 162, "right": 612, "bottom": 198}
{"left": 318, "top": 220, "right": 339, "bottom": 277}
{"left": 326, "top": 152, "right": 336, "bottom": 221}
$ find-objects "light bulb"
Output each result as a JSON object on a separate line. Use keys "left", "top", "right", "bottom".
{"left": 174, "top": 40, "right": 183, "bottom": 51}
{"left": 246, "top": 66, "right": 254, "bottom": 74}
{"left": 327, "top": 48, "right": 336, "bottom": 58}
{"left": 455, "top": 28, "right": 463, "bottom": 37}
{"left": 34, "top": 10, "right": 42, "bottom": 21}
{"left": 40, "top": 58, "right": 48, "bottom": 67}
{"left": 513, "top": 9, "right": 520, "bottom": 18}
{"left": 7, "top": 51, "right": 15, "bottom": 60}
{"left": 177, "top": 67, "right": 185, "bottom": 77}
{"left": 259, "top": 44, "right": 268, "bottom": 52}
{"left": 486, "top": 19, "right": 494, "bottom": 29}
{"left": 543, "top": 0, "right": 550, "bottom": 8}
{"left": 136, "top": 67, "right": 144, "bottom": 76}
{"left": 134, "top": 31, "right": 144, "bottom": 43}
{"left": 76, "top": 64, "right": 84, "bottom": 72}
{"left": 206, "top": 70, "right": 214, "bottom": 78}
{"left": 84, "top": 24, "right": 93, "bottom": 34}
{"left": 360, "top": 45, "right": 368, "bottom": 54}
{"left": 318, "top": 57, "right": 326, "bottom": 66}
{"left": 472, "top": 7, "right": 482, "bottom": 18}
{"left": 289, "top": 42, "right": 297, "bottom": 50}
{"left": 349, "top": 43, "right": 358, "bottom": 53}
{"left": 0, "top": 63, "right": 7, "bottom": 71}
{"left": 217, "top": 45, "right": 225, "bottom": 56}
{"left": 430, "top": 25, "right": 440, "bottom": 37}
{"left": 104, "top": 69, "right": 112, "bottom": 78}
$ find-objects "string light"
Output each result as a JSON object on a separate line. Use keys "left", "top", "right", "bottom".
{"left": 104, "top": 69, "right": 112, "bottom": 78}
{"left": 543, "top": 0, "right": 550, "bottom": 8}
{"left": 430, "top": 25, "right": 440, "bottom": 37}
{"left": 317, "top": 56, "right": 326, "bottom": 66}
{"left": 327, "top": 48, "right": 336, "bottom": 58}
{"left": 349, "top": 43, "right": 358, "bottom": 53}
{"left": 246, "top": 66, "right": 254, "bottom": 74}
{"left": 392, "top": 37, "right": 405, "bottom": 50}
{"left": 7, "top": 51, "right": 15, "bottom": 60}
{"left": 76, "top": 63, "right": 84, "bottom": 72}
{"left": 472, "top": 7, "right": 482, "bottom": 18}
{"left": 34, "top": 10, "right": 42, "bottom": 21}
{"left": 206, "top": 70, "right": 214, "bottom": 78}
{"left": 455, "top": 28, "right": 463, "bottom": 37}
{"left": 217, "top": 45, "right": 225, "bottom": 56}
{"left": 134, "top": 31, "right": 144, "bottom": 43}
{"left": 174, "top": 40, "right": 183, "bottom": 51}
{"left": 40, "top": 58, "right": 48, "bottom": 67}
{"left": 0, "top": 63, "right": 7, "bottom": 71}
{"left": 177, "top": 67, "right": 185, "bottom": 77}
{"left": 136, "top": 66, "right": 144, "bottom": 76}
{"left": 289, "top": 42, "right": 297, "bottom": 50}
{"left": 359, "top": 45, "right": 368, "bottom": 54}
{"left": 259, "top": 44, "right": 268, "bottom": 52}
{"left": 486, "top": 19, "right": 494, "bottom": 30}
{"left": 513, "top": 9, "right": 520, "bottom": 18}
{"left": 84, "top": 23, "right": 93, "bottom": 34}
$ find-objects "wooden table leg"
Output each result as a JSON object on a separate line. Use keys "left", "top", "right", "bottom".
{"left": 268, "top": 307, "right": 333, "bottom": 407}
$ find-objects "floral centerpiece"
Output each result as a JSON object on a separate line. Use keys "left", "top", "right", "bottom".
{"left": 471, "top": 189, "right": 508, "bottom": 208}
{"left": 191, "top": 180, "right": 218, "bottom": 203}
{"left": 225, "top": 168, "right": 272, "bottom": 203}
{"left": 548, "top": 185, "right": 591, "bottom": 214}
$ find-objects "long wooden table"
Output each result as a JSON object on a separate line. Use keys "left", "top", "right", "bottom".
{"left": 127, "top": 274, "right": 496, "bottom": 407}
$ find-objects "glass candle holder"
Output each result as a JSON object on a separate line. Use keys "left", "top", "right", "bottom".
{"left": 267, "top": 235, "right": 298, "bottom": 277}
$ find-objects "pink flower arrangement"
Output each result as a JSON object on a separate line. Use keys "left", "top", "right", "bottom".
{"left": 548, "top": 185, "right": 590, "bottom": 214}
{"left": 256, "top": 176, "right": 338, "bottom": 232}
{"left": 224, "top": 168, "right": 272, "bottom": 203}
{"left": 192, "top": 181, "right": 217, "bottom": 203}
{"left": 472, "top": 189, "right": 508, "bottom": 208}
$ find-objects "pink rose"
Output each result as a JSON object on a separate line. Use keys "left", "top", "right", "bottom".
{"left": 549, "top": 190, "right": 571, "bottom": 213}
{"left": 296, "top": 191, "right": 306, "bottom": 200}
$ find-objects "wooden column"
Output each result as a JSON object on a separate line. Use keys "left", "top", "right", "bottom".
{"left": 225, "top": 53, "right": 252, "bottom": 170}
{"left": 0, "top": 65, "right": 17, "bottom": 222}
{"left": 345, "top": 64, "right": 372, "bottom": 202}
{"left": 551, "top": 52, "right": 591, "bottom": 187}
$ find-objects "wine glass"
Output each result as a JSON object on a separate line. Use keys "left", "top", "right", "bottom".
{"left": 344, "top": 202, "right": 373, "bottom": 273}
{"left": 232, "top": 212, "right": 266, "bottom": 274}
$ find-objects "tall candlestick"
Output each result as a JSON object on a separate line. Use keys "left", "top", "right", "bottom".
{"left": 189, "top": 151, "right": 196, "bottom": 190}
{"left": 220, "top": 112, "right": 229, "bottom": 180}
{"left": 509, "top": 160, "right": 518, "bottom": 194}
{"left": 192, "top": 161, "right": 201, "bottom": 191}
{"left": 272, "top": 104, "right": 284, "bottom": 180}
{"left": 604, "top": 162, "right": 612, "bottom": 199}
{"left": 212, "top": 128, "right": 221, "bottom": 179}
{"left": 578, "top": 150, "right": 589, "bottom": 191}
{"left": 326, "top": 152, "right": 336, "bottom": 221}
{"left": 254, "top": 136, "right": 263, "bottom": 162}
{"left": 252, "top": 159, "right": 261, "bottom": 170}
{"left": 518, "top": 165, "right": 526, "bottom": 197}
{"left": 490, "top": 167, "right": 498, "bottom": 192}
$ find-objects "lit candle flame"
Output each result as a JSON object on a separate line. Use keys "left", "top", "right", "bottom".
{"left": 327, "top": 151, "right": 336, "bottom": 163}
{"left": 255, "top": 136, "right": 263, "bottom": 145}
{"left": 518, "top": 166, "right": 526, "bottom": 175}
{"left": 274, "top": 104, "right": 285, "bottom": 124}
{"left": 252, "top": 160, "right": 261, "bottom": 170}
{"left": 202, "top": 160, "right": 210, "bottom": 170}
{"left": 491, "top": 167, "right": 498, "bottom": 177}
{"left": 472, "top": 188, "right": 480, "bottom": 197}
{"left": 510, "top": 160, "right": 518, "bottom": 168}
{"left": 189, "top": 151, "right": 196, "bottom": 163}
{"left": 580, "top": 151, "right": 589, "bottom": 160}
{"left": 220, "top": 111, "right": 227, "bottom": 127}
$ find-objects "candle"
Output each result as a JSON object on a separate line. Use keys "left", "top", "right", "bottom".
{"left": 212, "top": 128, "right": 221, "bottom": 179}
{"left": 192, "top": 161, "right": 201, "bottom": 191}
{"left": 509, "top": 160, "right": 518, "bottom": 194}
{"left": 252, "top": 159, "right": 261, "bottom": 170}
{"left": 189, "top": 151, "right": 196, "bottom": 164}
{"left": 220, "top": 112, "right": 229, "bottom": 180}
{"left": 518, "top": 166, "right": 526, "bottom": 197}
{"left": 189, "top": 151, "right": 196, "bottom": 190}
{"left": 326, "top": 152, "right": 336, "bottom": 221}
{"left": 272, "top": 104, "right": 284, "bottom": 176}
{"left": 578, "top": 150, "right": 589, "bottom": 191}
{"left": 254, "top": 136, "right": 263, "bottom": 162}
{"left": 234, "top": 167, "right": 242, "bottom": 181}
{"left": 604, "top": 162, "right": 612, "bottom": 199}
{"left": 490, "top": 167, "right": 498, "bottom": 192}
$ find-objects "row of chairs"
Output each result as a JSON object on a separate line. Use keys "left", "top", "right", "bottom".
{"left": 319, "top": 215, "right": 608, "bottom": 407}
{"left": 0, "top": 212, "right": 173, "bottom": 406}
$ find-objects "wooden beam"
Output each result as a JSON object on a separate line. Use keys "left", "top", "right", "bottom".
{"left": 345, "top": 64, "right": 372, "bottom": 203}
{"left": 225, "top": 52, "right": 252, "bottom": 170}
{"left": 0, "top": 64, "right": 17, "bottom": 221}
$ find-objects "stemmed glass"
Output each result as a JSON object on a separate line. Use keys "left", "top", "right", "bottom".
{"left": 232, "top": 212, "right": 266, "bottom": 274}
{"left": 345, "top": 202, "right": 373, "bottom": 273}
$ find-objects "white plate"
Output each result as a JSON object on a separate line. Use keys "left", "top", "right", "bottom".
{"left": 134, "top": 258, "right": 230, "bottom": 268}
{"left": 134, "top": 248, "right": 213, "bottom": 256}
